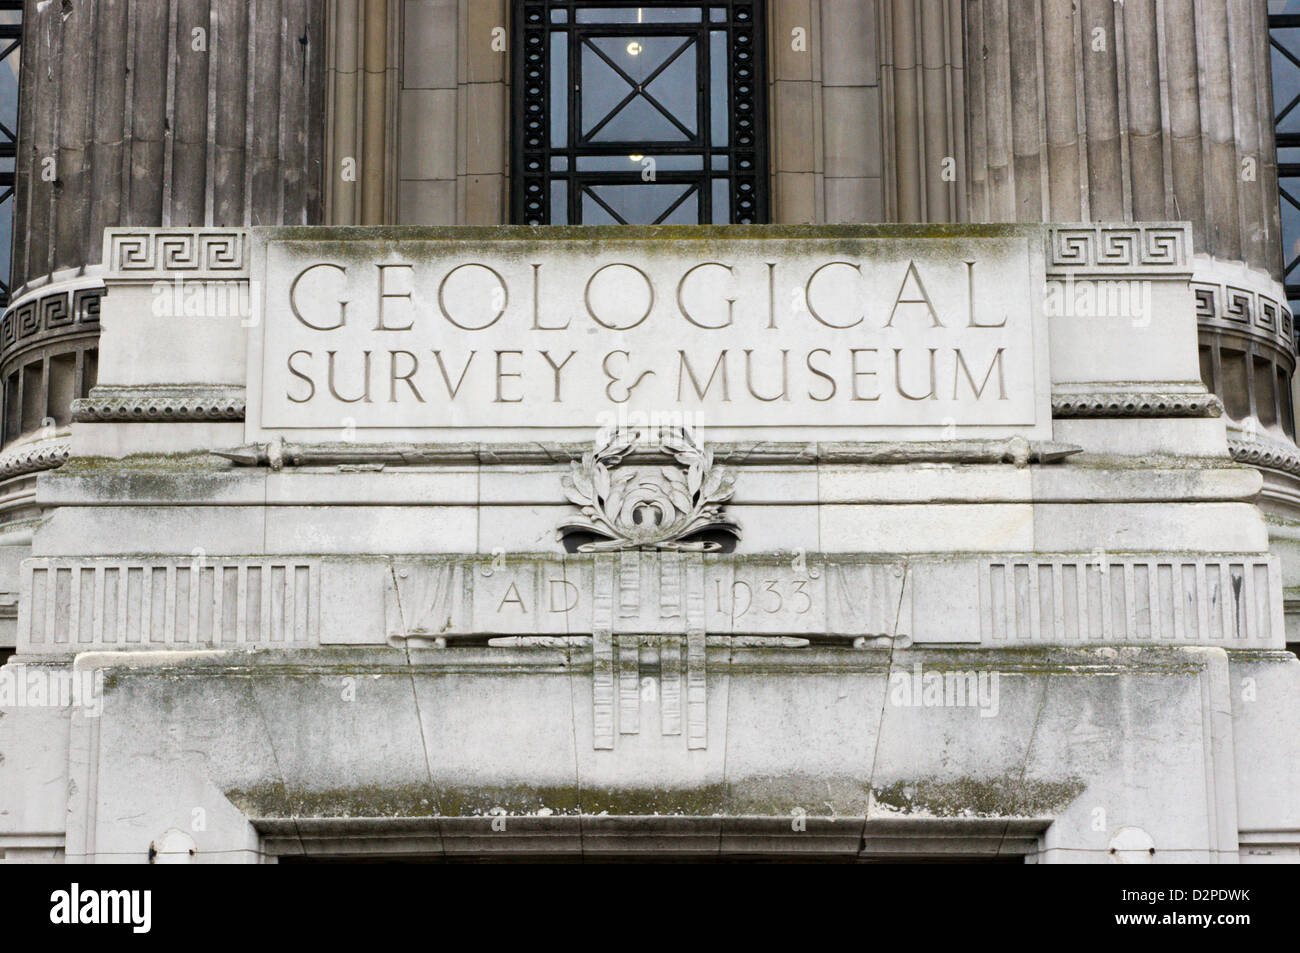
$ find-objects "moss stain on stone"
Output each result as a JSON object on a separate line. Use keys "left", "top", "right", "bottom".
{"left": 225, "top": 781, "right": 742, "bottom": 819}
{"left": 872, "top": 775, "right": 1086, "bottom": 818}
{"left": 225, "top": 773, "right": 1082, "bottom": 820}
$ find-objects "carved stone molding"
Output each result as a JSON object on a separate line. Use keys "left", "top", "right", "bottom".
{"left": 21, "top": 557, "right": 320, "bottom": 650}
{"left": 1228, "top": 436, "right": 1300, "bottom": 478}
{"left": 104, "top": 230, "right": 250, "bottom": 281}
{"left": 0, "top": 437, "right": 70, "bottom": 480}
{"left": 1044, "top": 225, "right": 1192, "bottom": 278}
{"left": 981, "top": 555, "right": 1279, "bottom": 647}
{"left": 1191, "top": 259, "right": 1296, "bottom": 362}
{"left": 214, "top": 438, "right": 1083, "bottom": 469}
{"left": 73, "top": 386, "right": 247, "bottom": 423}
{"left": 590, "top": 553, "right": 708, "bottom": 749}
{"left": 0, "top": 276, "right": 103, "bottom": 369}
{"left": 22, "top": 551, "right": 1282, "bottom": 659}
{"left": 557, "top": 429, "right": 740, "bottom": 553}
{"left": 1052, "top": 392, "right": 1224, "bottom": 419}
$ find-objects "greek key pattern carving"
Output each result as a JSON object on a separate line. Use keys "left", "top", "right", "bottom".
{"left": 1192, "top": 279, "right": 1295, "bottom": 358}
{"left": 1052, "top": 392, "right": 1223, "bottom": 419}
{"left": 1045, "top": 225, "right": 1191, "bottom": 275}
{"left": 106, "top": 229, "right": 249, "bottom": 278}
{"left": 0, "top": 283, "right": 101, "bottom": 367}
{"left": 72, "top": 386, "right": 247, "bottom": 423}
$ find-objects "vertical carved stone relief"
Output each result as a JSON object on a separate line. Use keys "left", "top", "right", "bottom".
{"left": 880, "top": 0, "right": 966, "bottom": 223}
{"left": 326, "top": 0, "right": 399, "bottom": 224}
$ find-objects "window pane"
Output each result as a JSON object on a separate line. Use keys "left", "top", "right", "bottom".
{"left": 576, "top": 7, "right": 703, "bottom": 23}
{"left": 549, "top": 32, "right": 568, "bottom": 149}
{"left": 0, "top": 5, "right": 19, "bottom": 303}
{"left": 551, "top": 180, "right": 569, "bottom": 223}
{"left": 584, "top": 183, "right": 698, "bottom": 225}
{"left": 711, "top": 29, "right": 729, "bottom": 147}
{"left": 513, "top": 0, "right": 767, "bottom": 225}
{"left": 581, "top": 36, "right": 697, "bottom": 142}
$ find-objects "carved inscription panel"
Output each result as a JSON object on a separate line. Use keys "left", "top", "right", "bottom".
{"left": 247, "top": 229, "right": 1050, "bottom": 441}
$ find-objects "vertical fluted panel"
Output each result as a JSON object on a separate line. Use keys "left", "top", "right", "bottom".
{"left": 1008, "top": 0, "right": 1042, "bottom": 221}
{"left": 1123, "top": 1, "right": 1164, "bottom": 222}
{"left": 1040, "top": 0, "right": 1077, "bottom": 220}
{"left": 172, "top": 0, "right": 212, "bottom": 226}
{"left": 889, "top": 0, "right": 920, "bottom": 219}
{"left": 1228, "top": 0, "right": 1270, "bottom": 272}
{"left": 1253, "top": 0, "right": 1284, "bottom": 273}
{"left": 1198, "top": 1, "right": 1242, "bottom": 263}
{"left": 54, "top": 0, "right": 94, "bottom": 271}
{"left": 967, "top": 0, "right": 1294, "bottom": 443}
{"left": 967, "top": 0, "right": 1012, "bottom": 219}
{"left": 9, "top": 0, "right": 325, "bottom": 291}
{"left": 89, "top": 0, "right": 129, "bottom": 244}
{"left": 247, "top": 0, "right": 283, "bottom": 226}
{"left": 19, "top": 0, "right": 59, "bottom": 285}
{"left": 1162, "top": 3, "right": 1206, "bottom": 242}
{"left": 965, "top": 0, "right": 1281, "bottom": 279}
{"left": 327, "top": 0, "right": 360, "bottom": 224}
{"left": 211, "top": 1, "right": 250, "bottom": 226}
{"left": 325, "top": 0, "right": 395, "bottom": 226}
{"left": 1079, "top": 0, "right": 1122, "bottom": 221}
{"left": 361, "top": 0, "right": 388, "bottom": 224}
{"left": 129, "top": 2, "right": 169, "bottom": 228}
{"left": 881, "top": 0, "right": 965, "bottom": 222}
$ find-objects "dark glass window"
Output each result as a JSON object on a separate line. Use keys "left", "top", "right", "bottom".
{"left": 512, "top": 1, "right": 767, "bottom": 225}
{"left": 1271, "top": 3, "right": 1300, "bottom": 313}
{"left": 0, "top": 1, "right": 19, "bottom": 307}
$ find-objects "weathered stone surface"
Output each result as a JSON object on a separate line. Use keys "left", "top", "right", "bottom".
{"left": 14, "top": 644, "right": 1259, "bottom": 862}
{"left": 1, "top": 221, "right": 1295, "bottom": 864}
{"left": 246, "top": 225, "right": 1052, "bottom": 442}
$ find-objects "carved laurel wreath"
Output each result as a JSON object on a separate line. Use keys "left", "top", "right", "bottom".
{"left": 558, "top": 428, "right": 740, "bottom": 553}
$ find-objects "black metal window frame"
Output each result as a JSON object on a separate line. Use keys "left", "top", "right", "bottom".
{"left": 0, "top": 0, "right": 20, "bottom": 307}
{"left": 511, "top": 0, "right": 768, "bottom": 226}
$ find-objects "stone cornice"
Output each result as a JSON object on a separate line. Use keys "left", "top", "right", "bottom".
{"left": 73, "top": 386, "right": 247, "bottom": 423}
{"left": 1229, "top": 436, "right": 1300, "bottom": 478}
{"left": 1052, "top": 391, "right": 1223, "bottom": 419}
{"left": 0, "top": 437, "right": 70, "bottom": 479}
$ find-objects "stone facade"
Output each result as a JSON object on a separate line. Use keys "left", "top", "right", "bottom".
{"left": 0, "top": 1, "right": 1297, "bottom": 864}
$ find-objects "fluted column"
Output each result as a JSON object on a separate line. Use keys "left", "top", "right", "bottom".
{"left": 880, "top": 0, "right": 965, "bottom": 222}
{"left": 326, "top": 0, "right": 398, "bottom": 225}
{"left": 1, "top": 0, "right": 326, "bottom": 451}
{"left": 966, "top": 0, "right": 1291, "bottom": 446}
{"left": 13, "top": 0, "right": 325, "bottom": 290}
{"left": 967, "top": 0, "right": 1280, "bottom": 266}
